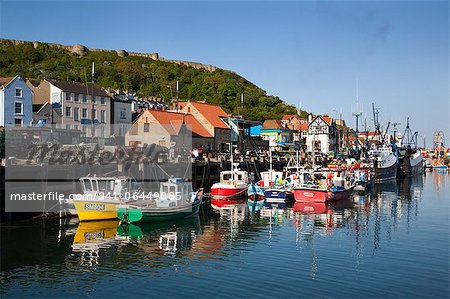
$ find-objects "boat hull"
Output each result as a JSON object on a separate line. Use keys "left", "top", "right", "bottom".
{"left": 247, "top": 185, "right": 265, "bottom": 201}
{"left": 374, "top": 162, "right": 398, "bottom": 182}
{"left": 211, "top": 185, "right": 248, "bottom": 199}
{"left": 354, "top": 179, "right": 374, "bottom": 191}
{"left": 264, "top": 188, "right": 286, "bottom": 201}
{"left": 139, "top": 200, "right": 202, "bottom": 222}
{"left": 73, "top": 200, "right": 119, "bottom": 221}
{"left": 399, "top": 154, "right": 424, "bottom": 177}
{"left": 293, "top": 186, "right": 354, "bottom": 203}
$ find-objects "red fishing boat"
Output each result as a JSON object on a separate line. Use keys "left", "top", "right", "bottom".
{"left": 211, "top": 169, "right": 249, "bottom": 199}
{"left": 293, "top": 170, "right": 355, "bottom": 203}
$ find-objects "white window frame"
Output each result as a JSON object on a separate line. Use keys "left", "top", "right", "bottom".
{"left": 65, "top": 106, "right": 72, "bottom": 117}
{"left": 101, "top": 110, "right": 106, "bottom": 123}
{"left": 15, "top": 88, "right": 23, "bottom": 98}
{"left": 14, "top": 117, "right": 23, "bottom": 126}
{"left": 14, "top": 101, "right": 23, "bottom": 114}
{"left": 82, "top": 108, "right": 87, "bottom": 118}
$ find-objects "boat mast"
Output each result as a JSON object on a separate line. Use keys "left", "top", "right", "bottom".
{"left": 269, "top": 147, "right": 273, "bottom": 171}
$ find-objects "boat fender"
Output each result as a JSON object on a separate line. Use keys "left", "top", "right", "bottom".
{"left": 326, "top": 173, "right": 333, "bottom": 188}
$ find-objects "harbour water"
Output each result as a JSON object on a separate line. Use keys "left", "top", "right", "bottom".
{"left": 1, "top": 173, "right": 449, "bottom": 298}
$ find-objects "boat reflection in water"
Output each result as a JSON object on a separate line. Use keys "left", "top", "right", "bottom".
{"left": 71, "top": 220, "right": 121, "bottom": 267}
{"left": 117, "top": 216, "right": 202, "bottom": 257}
{"left": 259, "top": 201, "right": 294, "bottom": 239}
{"left": 210, "top": 197, "right": 249, "bottom": 239}
{"left": 1, "top": 172, "right": 442, "bottom": 299}
{"left": 293, "top": 200, "right": 353, "bottom": 234}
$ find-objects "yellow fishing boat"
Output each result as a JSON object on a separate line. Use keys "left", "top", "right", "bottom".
{"left": 70, "top": 176, "right": 140, "bottom": 221}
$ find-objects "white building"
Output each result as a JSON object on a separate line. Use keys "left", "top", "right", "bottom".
{"left": 305, "top": 115, "right": 337, "bottom": 154}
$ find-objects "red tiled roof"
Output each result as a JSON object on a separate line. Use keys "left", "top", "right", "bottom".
{"left": 300, "top": 123, "right": 309, "bottom": 131}
{"left": 148, "top": 109, "right": 213, "bottom": 138}
{"left": 282, "top": 114, "right": 296, "bottom": 120}
{"left": 262, "top": 119, "right": 284, "bottom": 130}
{"left": 322, "top": 115, "right": 333, "bottom": 125}
{"left": 0, "top": 77, "right": 15, "bottom": 89}
{"left": 179, "top": 101, "right": 229, "bottom": 129}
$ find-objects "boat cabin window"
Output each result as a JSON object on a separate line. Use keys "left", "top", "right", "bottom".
{"left": 96, "top": 179, "right": 115, "bottom": 192}
{"left": 169, "top": 185, "right": 176, "bottom": 195}
{"left": 223, "top": 173, "right": 232, "bottom": 181}
{"left": 81, "top": 179, "right": 92, "bottom": 191}
{"left": 121, "top": 179, "right": 131, "bottom": 193}
{"left": 91, "top": 179, "right": 98, "bottom": 192}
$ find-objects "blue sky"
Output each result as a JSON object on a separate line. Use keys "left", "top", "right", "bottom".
{"left": 0, "top": 1, "right": 448, "bottom": 146}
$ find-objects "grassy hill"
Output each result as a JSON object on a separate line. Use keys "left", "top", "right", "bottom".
{"left": 0, "top": 40, "right": 305, "bottom": 121}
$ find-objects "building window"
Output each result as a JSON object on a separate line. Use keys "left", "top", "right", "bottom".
{"left": 15, "top": 88, "right": 22, "bottom": 98}
{"left": 144, "top": 123, "right": 149, "bottom": 132}
{"left": 14, "top": 118, "right": 22, "bottom": 127}
{"left": 120, "top": 108, "right": 126, "bottom": 119}
{"left": 74, "top": 108, "right": 79, "bottom": 121}
{"left": 101, "top": 110, "right": 105, "bottom": 123}
{"left": 74, "top": 94, "right": 79, "bottom": 102}
{"left": 82, "top": 95, "right": 87, "bottom": 103}
{"left": 65, "top": 107, "right": 71, "bottom": 117}
{"left": 65, "top": 93, "right": 71, "bottom": 101}
{"left": 100, "top": 97, "right": 105, "bottom": 105}
{"left": 187, "top": 107, "right": 191, "bottom": 113}
{"left": 14, "top": 102, "right": 23, "bottom": 114}
{"left": 82, "top": 108, "right": 87, "bottom": 118}
{"left": 92, "top": 96, "right": 96, "bottom": 104}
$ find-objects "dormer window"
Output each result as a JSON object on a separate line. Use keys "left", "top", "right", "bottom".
{"left": 15, "top": 88, "right": 22, "bottom": 98}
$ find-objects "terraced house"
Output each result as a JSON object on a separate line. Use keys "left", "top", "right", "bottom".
{"left": 0, "top": 75, "right": 33, "bottom": 127}
{"left": 29, "top": 79, "right": 112, "bottom": 137}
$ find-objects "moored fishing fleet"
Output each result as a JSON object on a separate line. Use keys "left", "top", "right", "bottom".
{"left": 63, "top": 101, "right": 446, "bottom": 227}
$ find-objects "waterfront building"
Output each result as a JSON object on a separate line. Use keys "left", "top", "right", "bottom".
{"left": 107, "top": 90, "right": 133, "bottom": 137}
{"left": 0, "top": 75, "right": 33, "bottom": 127}
{"left": 305, "top": 114, "right": 338, "bottom": 154}
{"left": 125, "top": 109, "right": 214, "bottom": 149}
{"left": 260, "top": 119, "right": 292, "bottom": 148}
{"left": 28, "top": 79, "right": 112, "bottom": 137}
{"left": 177, "top": 101, "right": 231, "bottom": 152}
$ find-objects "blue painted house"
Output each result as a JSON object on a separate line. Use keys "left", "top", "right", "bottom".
{"left": 0, "top": 75, "right": 33, "bottom": 127}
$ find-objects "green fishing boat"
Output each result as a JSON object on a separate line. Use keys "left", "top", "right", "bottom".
{"left": 117, "top": 178, "right": 204, "bottom": 223}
